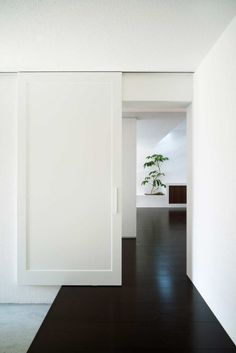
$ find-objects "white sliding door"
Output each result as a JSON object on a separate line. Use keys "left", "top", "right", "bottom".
{"left": 18, "top": 72, "right": 122, "bottom": 285}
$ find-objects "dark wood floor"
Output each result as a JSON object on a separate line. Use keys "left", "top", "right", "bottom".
{"left": 28, "top": 208, "right": 236, "bottom": 353}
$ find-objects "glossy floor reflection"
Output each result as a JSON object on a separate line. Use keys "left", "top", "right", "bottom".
{"left": 28, "top": 208, "right": 236, "bottom": 353}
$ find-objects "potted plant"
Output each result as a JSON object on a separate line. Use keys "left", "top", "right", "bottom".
{"left": 141, "top": 154, "right": 169, "bottom": 195}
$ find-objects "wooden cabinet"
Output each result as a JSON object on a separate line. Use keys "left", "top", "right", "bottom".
{"left": 169, "top": 185, "right": 187, "bottom": 204}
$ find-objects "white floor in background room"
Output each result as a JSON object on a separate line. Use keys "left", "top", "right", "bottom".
{"left": 0, "top": 304, "right": 50, "bottom": 353}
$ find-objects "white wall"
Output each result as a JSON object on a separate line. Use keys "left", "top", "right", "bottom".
{"left": 0, "top": 1, "right": 235, "bottom": 72}
{"left": 122, "top": 118, "right": 136, "bottom": 238}
{"left": 137, "top": 116, "right": 186, "bottom": 195}
{"left": 158, "top": 122, "right": 187, "bottom": 183}
{"left": 186, "top": 104, "right": 192, "bottom": 277}
{"left": 190, "top": 16, "right": 236, "bottom": 344}
{"left": 123, "top": 73, "right": 193, "bottom": 103}
{"left": 0, "top": 74, "right": 59, "bottom": 302}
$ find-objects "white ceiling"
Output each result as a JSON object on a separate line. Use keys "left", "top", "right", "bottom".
{"left": 0, "top": 1, "right": 235, "bottom": 71}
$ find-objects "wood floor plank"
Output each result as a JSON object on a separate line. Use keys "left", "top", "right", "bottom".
{"left": 27, "top": 208, "right": 236, "bottom": 353}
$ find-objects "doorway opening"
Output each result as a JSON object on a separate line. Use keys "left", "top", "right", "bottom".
{"left": 121, "top": 73, "right": 193, "bottom": 275}
{"left": 136, "top": 111, "right": 187, "bottom": 208}
{"left": 122, "top": 99, "right": 190, "bottom": 295}
{"left": 122, "top": 99, "right": 190, "bottom": 243}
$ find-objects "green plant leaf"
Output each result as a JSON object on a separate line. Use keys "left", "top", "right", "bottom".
{"left": 141, "top": 153, "right": 168, "bottom": 190}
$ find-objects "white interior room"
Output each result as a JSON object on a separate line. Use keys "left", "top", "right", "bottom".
{"left": 137, "top": 115, "right": 186, "bottom": 191}
{"left": 0, "top": 1, "right": 236, "bottom": 352}
{"left": 123, "top": 110, "right": 187, "bottom": 209}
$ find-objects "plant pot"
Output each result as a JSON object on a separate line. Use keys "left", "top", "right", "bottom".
{"left": 145, "top": 192, "right": 165, "bottom": 196}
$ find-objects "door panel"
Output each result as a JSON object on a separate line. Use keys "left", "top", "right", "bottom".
{"left": 18, "top": 72, "right": 122, "bottom": 285}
